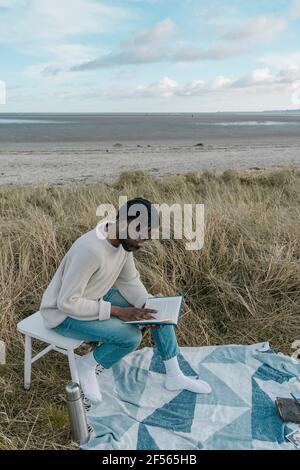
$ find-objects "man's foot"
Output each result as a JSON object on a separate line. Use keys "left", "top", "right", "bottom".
{"left": 164, "top": 375, "right": 212, "bottom": 394}
{"left": 76, "top": 352, "right": 102, "bottom": 403}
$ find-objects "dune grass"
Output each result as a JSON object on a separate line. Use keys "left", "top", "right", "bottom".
{"left": 0, "top": 167, "right": 300, "bottom": 449}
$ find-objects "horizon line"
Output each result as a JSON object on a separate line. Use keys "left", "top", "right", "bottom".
{"left": 0, "top": 109, "right": 300, "bottom": 115}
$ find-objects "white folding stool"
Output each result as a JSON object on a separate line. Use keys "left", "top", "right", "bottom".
{"left": 17, "top": 311, "right": 83, "bottom": 389}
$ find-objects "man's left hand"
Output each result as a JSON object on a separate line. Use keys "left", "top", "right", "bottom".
{"left": 139, "top": 292, "right": 164, "bottom": 329}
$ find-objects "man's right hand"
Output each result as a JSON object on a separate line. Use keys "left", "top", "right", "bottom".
{"left": 111, "top": 306, "right": 158, "bottom": 322}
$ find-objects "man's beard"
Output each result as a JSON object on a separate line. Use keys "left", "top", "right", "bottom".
{"left": 119, "top": 239, "right": 140, "bottom": 252}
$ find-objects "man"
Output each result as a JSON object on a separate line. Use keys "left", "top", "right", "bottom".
{"left": 40, "top": 197, "right": 211, "bottom": 402}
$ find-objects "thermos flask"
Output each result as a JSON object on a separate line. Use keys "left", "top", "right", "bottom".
{"left": 65, "top": 382, "right": 90, "bottom": 446}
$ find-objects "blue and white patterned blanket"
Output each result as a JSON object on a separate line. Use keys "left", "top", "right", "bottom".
{"left": 82, "top": 342, "right": 300, "bottom": 450}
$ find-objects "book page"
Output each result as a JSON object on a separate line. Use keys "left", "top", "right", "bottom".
{"left": 145, "top": 296, "right": 182, "bottom": 323}
{"left": 124, "top": 296, "right": 182, "bottom": 324}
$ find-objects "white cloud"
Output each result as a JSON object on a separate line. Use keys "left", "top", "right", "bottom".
{"left": 24, "top": 43, "right": 96, "bottom": 81}
{"left": 103, "top": 74, "right": 233, "bottom": 100}
{"left": 221, "top": 16, "right": 287, "bottom": 43}
{"left": 124, "top": 17, "right": 177, "bottom": 47}
{"left": 0, "top": 1, "right": 132, "bottom": 84}
{"left": 103, "top": 76, "right": 179, "bottom": 99}
{"left": 10, "top": 63, "right": 300, "bottom": 111}
{"left": 0, "top": 0, "right": 19, "bottom": 6}
{"left": 0, "top": 0, "right": 132, "bottom": 43}
{"left": 180, "top": 79, "right": 205, "bottom": 96}
{"left": 73, "top": 1, "right": 298, "bottom": 73}
{"left": 219, "top": 1, "right": 300, "bottom": 44}
{"left": 137, "top": 76, "right": 179, "bottom": 97}
{"left": 100, "top": 64, "right": 300, "bottom": 101}
{"left": 211, "top": 75, "right": 232, "bottom": 90}
{"left": 232, "top": 66, "right": 300, "bottom": 88}
{"left": 260, "top": 51, "right": 300, "bottom": 69}
{"left": 46, "top": 44, "right": 96, "bottom": 63}
{"left": 233, "top": 68, "right": 274, "bottom": 87}
{"left": 276, "top": 66, "right": 300, "bottom": 84}
{"left": 72, "top": 41, "right": 247, "bottom": 71}
{"left": 72, "top": 18, "right": 180, "bottom": 71}
{"left": 286, "top": 0, "right": 300, "bottom": 19}
{"left": 111, "top": 70, "right": 137, "bottom": 81}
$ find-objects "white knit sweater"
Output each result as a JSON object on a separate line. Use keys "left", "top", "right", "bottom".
{"left": 39, "top": 221, "right": 150, "bottom": 328}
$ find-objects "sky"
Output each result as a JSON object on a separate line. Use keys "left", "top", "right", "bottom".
{"left": 1, "top": 0, "right": 300, "bottom": 112}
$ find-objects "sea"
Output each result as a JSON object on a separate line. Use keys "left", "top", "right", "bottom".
{"left": 1, "top": 112, "right": 300, "bottom": 143}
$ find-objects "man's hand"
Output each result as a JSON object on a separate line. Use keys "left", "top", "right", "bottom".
{"left": 139, "top": 293, "right": 164, "bottom": 329}
{"left": 111, "top": 306, "right": 158, "bottom": 323}
{"left": 110, "top": 294, "right": 167, "bottom": 329}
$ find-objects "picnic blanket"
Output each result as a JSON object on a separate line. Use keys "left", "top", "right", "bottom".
{"left": 82, "top": 342, "right": 300, "bottom": 450}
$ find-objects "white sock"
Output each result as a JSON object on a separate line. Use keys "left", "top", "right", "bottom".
{"left": 163, "top": 355, "right": 212, "bottom": 394}
{"left": 76, "top": 351, "right": 103, "bottom": 403}
{"left": 164, "top": 355, "right": 183, "bottom": 377}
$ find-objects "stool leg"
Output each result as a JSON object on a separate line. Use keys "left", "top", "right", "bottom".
{"left": 68, "top": 349, "right": 80, "bottom": 384}
{"left": 24, "top": 335, "right": 32, "bottom": 390}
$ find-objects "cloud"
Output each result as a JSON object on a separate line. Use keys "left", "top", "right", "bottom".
{"left": 72, "top": 47, "right": 165, "bottom": 70}
{"left": 24, "top": 43, "right": 97, "bottom": 81}
{"left": 102, "top": 76, "right": 179, "bottom": 99}
{"left": 13, "top": 63, "right": 300, "bottom": 109}
{"left": 232, "top": 66, "right": 300, "bottom": 88}
{"left": 70, "top": 11, "right": 249, "bottom": 72}
{"left": 110, "top": 70, "right": 137, "bottom": 81}
{"left": 71, "top": 18, "right": 179, "bottom": 71}
{"left": 0, "top": 0, "right": 132, "bottom": 43}
{"left": 0, "top": 0, "right": 19, "bottom": 7}
{"left": 99, "top": 64, "right": 300, "bottom": 100}
{"left": 123, "top": 17, "right": 176, "bottom": 47}
{"left": 286, "top": 0, "right": 300, "bottom": 19}
{"left": 211, "top": 75, "right": 232, "bottom": 90}
{"left": 103, "top": 74, "right": 233, "bottom": 100}
{"left": 136, "top": 76, "right": 179, "bottom": 97}
{"left": 220, "top": 16, "right": 287, "bottom": 43}
{"left": 260, "top": 51, "right": 300, "bottom": 69}
{"left": 62, "top": 74, "right": 233, "bottom": 101}
{"left": 71, "top": 41, "right": 247, "bottom": 71}
{"left": 233, "top": 68, "right": 274, "bottom": 87}
{"left": 219, "top": 1, "right": 300, "bottom": 44}
{"left": 276, "top": 66, "right": 300, "bottom": 84}
{"left": 0, "top": 1, "right": 134, "bottom": 84}
{"left": 40, "top": 65, "right": 61, "bottom": 77}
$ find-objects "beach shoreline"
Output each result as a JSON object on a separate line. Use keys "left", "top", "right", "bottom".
{"left": 1, "top": 112, "right": 300, "bottom": 186}
{"left": 1, "top": 139, "right": 300, "bottom": 186}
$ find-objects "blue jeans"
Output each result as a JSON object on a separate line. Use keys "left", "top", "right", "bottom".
{"left": 53, "top": 288, "right": 180, "bottom": 368}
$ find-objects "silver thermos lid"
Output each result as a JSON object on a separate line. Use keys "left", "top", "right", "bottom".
{"left": 65, "top": 382, "right": 82, "bottom": 401}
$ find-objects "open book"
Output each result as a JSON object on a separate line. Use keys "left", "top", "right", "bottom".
{"left": 123, "top": 295, "right": 183, "bottom": 325}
